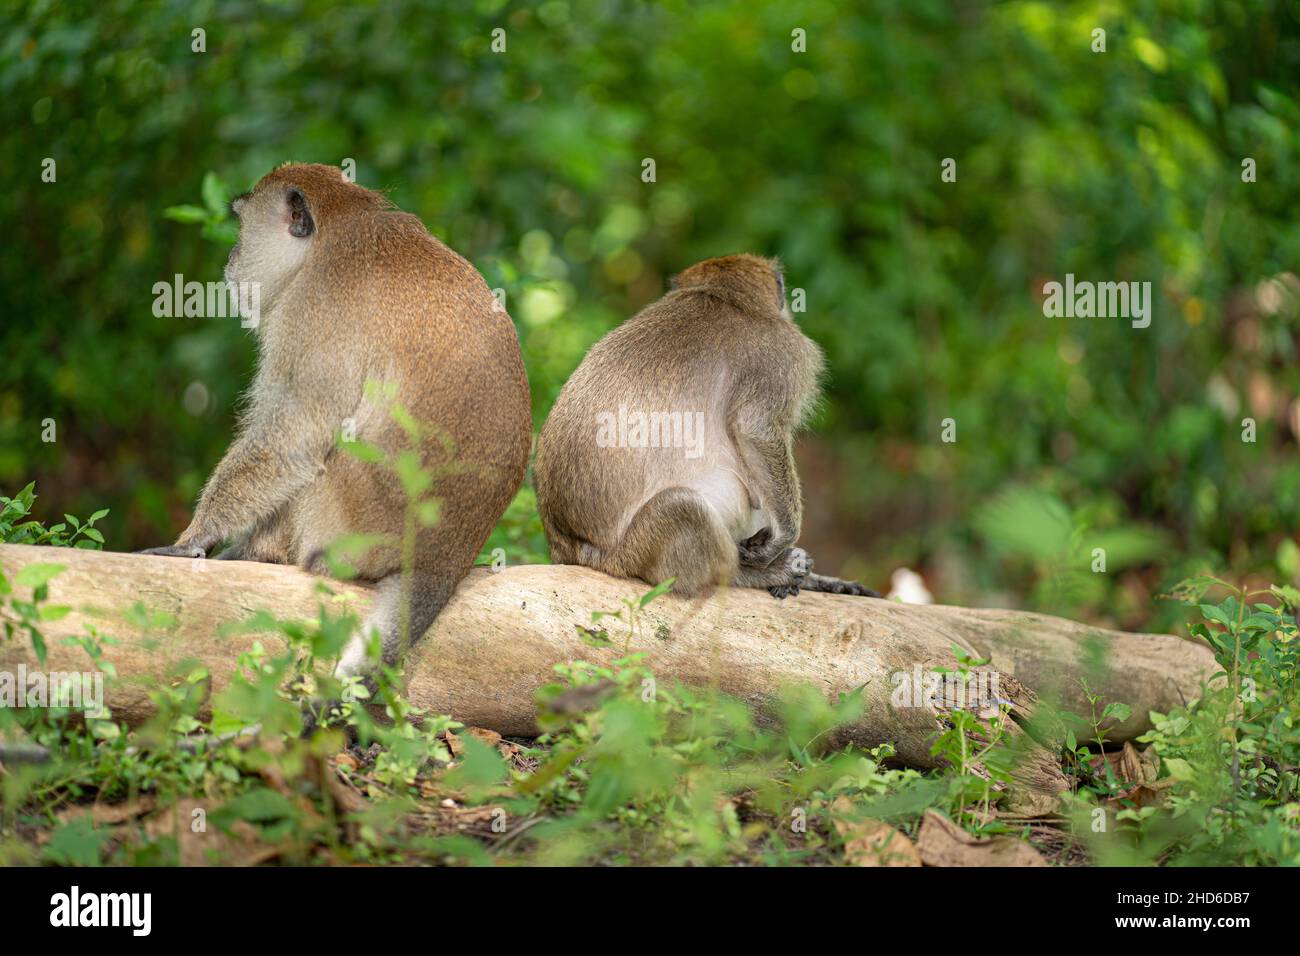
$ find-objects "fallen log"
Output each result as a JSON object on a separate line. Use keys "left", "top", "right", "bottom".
{"left": 0, "top": 544, "right": 1215, "bottom": 782}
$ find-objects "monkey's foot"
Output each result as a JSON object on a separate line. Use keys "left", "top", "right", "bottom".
{"left": 739, "top": 528, "right": 778, "bottom": 568}
{"left": 766, "top": 546, "right": 809, "bottom": 598}
{"left": 137, "top": 544, "right": 206, "bottom": 558}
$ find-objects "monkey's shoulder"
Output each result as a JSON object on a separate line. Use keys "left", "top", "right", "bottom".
{"left": 312, "top": 214, "right": 493, "bottom": 306}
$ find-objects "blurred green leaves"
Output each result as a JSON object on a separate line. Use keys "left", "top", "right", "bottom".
{"left": 1, "top": 0, "right": 1297, "bottom": 625}
{"left": 974, "top": 485, "right": 1168, "bottom": 613}
{"left": 163, "top": 172, "right": 238, "bottom": 245}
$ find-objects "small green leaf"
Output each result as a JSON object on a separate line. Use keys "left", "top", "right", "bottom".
{"left": 163, "top": 204, "right": 209, "bottom": 223}
{"left": 341, "top": 439, "right": 386, "bottom": 463}
{"left": 15, "top": 562, "right": 65, "bottom": 589}
{"left": 638, "top": 579, "right": 675, "bottom": 607}
{"left": 1162, "top": 575, "right": 1232, "bottom": 605}
{"left": 39, "top": 604, "right": 71, "bottom": 621}
{"left": 444, "top": 733, "right": 509, "bottom": 788}
{"left": 394, "top": 451, "right": 432, "bottom": 498}
{"left": 1198, "top": 603, "right": 1232, "bottom": 627}
{"left": 576, "top": 625, "right": 613, "bottom": 648}
{"left": 1271, "top": 584, "right": 1300, "bottom": 608}
{"left": 417, "top": 499, "right": 442, "bottom": 527}
{"left": 201, "top": 171, "right": 229, "bottom": 215}
{"left": 43, "top": 815, "right": 110, "bottom": 866}
{"left": 211, "top": 788, "right": 297, "bottom": 831}
{"left": 1102, "top": 701, "right": 1132, "bottom": 723}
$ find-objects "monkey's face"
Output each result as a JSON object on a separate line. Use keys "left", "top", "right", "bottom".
{"left": 224, "top": 179, "right": 317, "bottom": 314}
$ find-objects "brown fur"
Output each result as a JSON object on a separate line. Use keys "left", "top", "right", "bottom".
{"left": 145, "top": 163, "right": 532, "bottom": 672}
{"left": 534, "top": 253, "right": 875, "bottom": 599}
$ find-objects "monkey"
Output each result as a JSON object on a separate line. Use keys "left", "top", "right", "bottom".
{"left": 141, "top": 162, "right": 532, "bottom": 685}
{"left": 533, "top": 253, "right": 877, "bottom": 600}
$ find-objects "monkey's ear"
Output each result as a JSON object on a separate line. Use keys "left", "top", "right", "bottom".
{"left": 669, "top": 274, "right": 680, "bottom": 291}
{"left": 286, "top": 187, "right": 315, "bottom": 239}
{"left": 773, "top": 265, "right": 785, "bottom": 307}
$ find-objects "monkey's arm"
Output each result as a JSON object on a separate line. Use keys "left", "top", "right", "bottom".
{"left": 144, "top": 399, "right": 333, "bottom": 557}
{"left": 733, "top": 427, "right": 802, "bottom": 568}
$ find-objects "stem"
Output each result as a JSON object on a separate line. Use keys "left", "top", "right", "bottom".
{"left": 1229, "top": 586, "right": 1246, "bottom": 812}
{"left": 397, "top": 503, "right": 417, "bottom": 661}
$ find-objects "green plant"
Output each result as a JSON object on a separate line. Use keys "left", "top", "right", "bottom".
{"left": 1062, "top": 680, "right": 1133, "bottom": 796}
{"left": 1, "top": 483, "right": 108, "bottom": 549}
{"left": 1074, "top": 576, "right": 1300, "bottom": 864}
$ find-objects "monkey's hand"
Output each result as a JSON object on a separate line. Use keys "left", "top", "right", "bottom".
{"left": 767, "top": 546, "right": 810, "bottom": 599}
{"left": 138, "top": 543, "right": 207, "bottom": 559}
{"left": 739, "top": 527, "right": 782, "bottom": 569}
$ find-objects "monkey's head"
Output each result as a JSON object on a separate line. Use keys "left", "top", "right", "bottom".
{"left": 670, "top": 254, "right": 786, "bottom": 315}
{"left": 225, "top": 163, "right": 390, "bottom": 312}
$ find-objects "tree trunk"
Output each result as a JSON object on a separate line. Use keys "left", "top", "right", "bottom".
{"left": 0, "top": 544, "right": 1215, "bottom": 801}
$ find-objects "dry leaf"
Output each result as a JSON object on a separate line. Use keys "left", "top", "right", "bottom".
{"left": 446, "top": 726, "right": 504, "bottom": 758}
{"left": 448, "top": 805, "right": 501, "bottom": 831}
{"left": 58, "top": 797, "right": 156, "bottom": 827}
{"left": 467, "top": 727, "right": 503, "bottom": 747}
{"left": 334, "top": 751, "right": 360, "bottom": 773}
{"left": 144, "top": 799, "right": 283, "bottom": 867}
{"left": 1090, "top": 741, "right": 1155, "bottom": 787}
{"left": 831, "top": 797, "right": 921, "bottom": 867}
{"left": 1095, "top": 742, "right": 1169, "bottom": 810}
{"left": 916, "top": 809, "right": 1047, "bottom": 867}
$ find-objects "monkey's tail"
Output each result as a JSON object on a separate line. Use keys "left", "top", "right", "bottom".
{"left": 538, "top": 509, "right": 596, "bottom": 567}
{"left": 801, "top": 572, "right": 880, "bottom": 599}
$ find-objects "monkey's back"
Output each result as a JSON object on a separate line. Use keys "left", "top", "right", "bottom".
{"left": 288, "top": 212, "right": 531, "bottom": 575}
{"left": 535, "top": 288, "right": 820, "bottom": 556}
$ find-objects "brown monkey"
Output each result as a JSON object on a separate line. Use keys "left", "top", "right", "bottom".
{"left": 142, "top": 163, "right": 532, "bottom": 679}
{"left": 533, "top": 253, "right": 876, "bottom": 599}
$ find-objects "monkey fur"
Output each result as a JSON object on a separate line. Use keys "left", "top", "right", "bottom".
{"left": 142, "top": 163, "right": 532, "bottom": 680}
{"left": 534, "top": 253, "right": 877, "bottom": 600}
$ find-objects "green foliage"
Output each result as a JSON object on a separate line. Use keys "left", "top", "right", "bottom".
{"left": 1060, "top": 577, "right": 1300, "bottom": 865}
{"left": 162, "top": 171, "right": 239, "bottom": 246}
{"left": 0, "top": 485, "right": 101, "bottom": 665}
{"left": 0, "top": 483, "right": 107, "bottom": 549}
{"left": 1, "top": 1, "right": 1296, "bottom": 625}
{"left": 2, "top": 561, "right": 1298, "bottom": 865}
